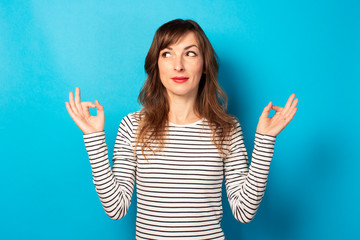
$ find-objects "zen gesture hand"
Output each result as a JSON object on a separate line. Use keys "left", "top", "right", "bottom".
{"left": 256, "top": 94, "right": 298, "bottom": 137}
{"left": 65, "top": 87, "right": 105, "bottom": 134}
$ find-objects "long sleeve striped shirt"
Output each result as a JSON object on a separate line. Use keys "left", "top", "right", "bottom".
{"left": 83, "top": 111, "right": 276, "bottom": 239}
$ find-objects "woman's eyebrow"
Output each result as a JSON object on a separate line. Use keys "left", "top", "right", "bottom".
{"left": 165, "top": 44, "right": 199, "bottom": 50}
{"left": 184, "top": 44, "right": 198, "bottom": 50}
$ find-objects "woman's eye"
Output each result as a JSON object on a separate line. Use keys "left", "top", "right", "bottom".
{"left": 187, "top": 51, "right": 197, "bottom": 57}
{"left": 161, "top": 52, "right": 171, "bottom": 57}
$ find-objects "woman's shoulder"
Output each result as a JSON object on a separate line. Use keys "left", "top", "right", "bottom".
{"left": 117, "top": 111, "right": 141, "bottom": 137}
{"left": 121, "top": 111, "right": 141, "bottom": 126}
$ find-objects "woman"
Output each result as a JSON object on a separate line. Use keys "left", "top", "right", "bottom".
{"left": 65, "top": 19, "right": 298, "bottom": 239}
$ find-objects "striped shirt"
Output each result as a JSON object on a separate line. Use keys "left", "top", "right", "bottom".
{"left": 83, "top": 111, "right": 276, "bottom": 239}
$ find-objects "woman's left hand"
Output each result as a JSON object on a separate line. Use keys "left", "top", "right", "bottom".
{"left": 256, "top": 94, "right": 298, "bottom": 137}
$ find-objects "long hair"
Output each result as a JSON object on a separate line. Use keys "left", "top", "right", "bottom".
{"left": 136, "top": 19, "right": 236, "bottom": 160}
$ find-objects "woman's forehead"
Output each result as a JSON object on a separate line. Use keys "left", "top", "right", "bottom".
{"left": 162, "top": 31, "right": 201, "bottom": 49}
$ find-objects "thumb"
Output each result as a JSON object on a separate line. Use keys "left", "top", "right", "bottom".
{"left": 260, "top": 101, "right": 272, "bottom": 119}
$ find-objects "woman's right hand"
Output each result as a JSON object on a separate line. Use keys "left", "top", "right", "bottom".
{"left": 65, "top": 87, "right": 105, "bottom": 134}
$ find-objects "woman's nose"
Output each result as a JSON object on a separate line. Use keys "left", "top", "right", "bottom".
{"left": 174, "top": 56, "right": 184, "bottom": 71}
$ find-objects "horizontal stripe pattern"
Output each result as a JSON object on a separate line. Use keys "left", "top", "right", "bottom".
{"left": 83, "top": 112, "right": 276, "bottom": 239}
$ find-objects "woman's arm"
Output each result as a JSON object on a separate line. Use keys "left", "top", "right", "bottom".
{"left": 65, "top": 87, "right": 137, "bottom": 220}
{"left": 83, "top": 115, "right": 137, "bottom": 220}
{"left": 224, "top": 123, "right": 276, "bottom": 223}
{"left": 225, "top": 94, "right": 297, "bottom": 223}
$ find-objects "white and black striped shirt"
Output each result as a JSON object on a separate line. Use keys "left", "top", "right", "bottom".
{"left": 83, "top": 112, "right": 276, "bottom": 239}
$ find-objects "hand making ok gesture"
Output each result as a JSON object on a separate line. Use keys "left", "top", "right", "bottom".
{"left": 65, "top": 87, "right": 105, "bottom": 134}
{"left": 256, "top": 94, "right": 299, "bottom": 137}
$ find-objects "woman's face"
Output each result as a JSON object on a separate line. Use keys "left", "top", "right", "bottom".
{"left": 158, "top": 31, "right": 204, "bottom": 101}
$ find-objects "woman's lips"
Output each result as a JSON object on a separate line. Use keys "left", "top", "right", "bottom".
{"left": 171, "top": 77, "right": 189, "bottom": 83}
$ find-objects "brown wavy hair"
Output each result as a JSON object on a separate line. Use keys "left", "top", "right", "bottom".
{"left": 136, "top": 19, "right": 236, "bottom": 160}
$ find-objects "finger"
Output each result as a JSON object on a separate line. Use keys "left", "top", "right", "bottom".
{"left": 283, "top": 106, "right": 297, "bottom": 124}
{"left": 95, "top": 100, "right": 105, "bottom": 118}
{"left": 271, "top": 105, "right": 283, "bottom": 112}
{"left": 74, "top": 87, "right": 84, "bottom": 117}
{"left": 65, "top": 102, "right": 77, "bottom": 120}
{"left": 289, "top": 107, "right": 298, "bottom": 121}
{"left": 95, "top": 100, "right": 103, "bottom": 111}
{"left": 260, "top": 101, "right": 272, "bottom": 119}
{"left": 82, "top": 102, "right": 96, "bottom": 118}
{"left": 285, "top": 98, "right": 299, "bottom": 119}
{"left": 290, "top": 98, "right": 299, "bottom": 109}
{"left": 292, "top": 98, "right": 299, "bottom": 107}
{"left": 283, "top": 94, "right": 296, "bottom": 112}
{"left": 69, "top": 92, "right": 79, "bottom": 116}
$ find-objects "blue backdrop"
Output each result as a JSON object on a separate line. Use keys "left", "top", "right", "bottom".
{"left": 1, "top": 0, "right": 359, "bottom": 239}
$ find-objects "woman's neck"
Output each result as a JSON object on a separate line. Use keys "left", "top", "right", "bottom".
{"left": 167, "top": 94, "right": 201, "bottom": 125}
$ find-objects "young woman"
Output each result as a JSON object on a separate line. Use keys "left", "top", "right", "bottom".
{"left": 65, "top": 19, "right": 298, "bottom": 239}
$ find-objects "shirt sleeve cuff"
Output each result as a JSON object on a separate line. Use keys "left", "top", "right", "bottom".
{"left": 255, "top": 132, "right": 276, "bottom": 143}
{"left": 83, "top": 131, "right": 106, "bottom": 154}
{"left": 253, "top": 132, "right": 276, "bottom": 163}
{"left": 83, "top": 131, "right": 105, "bottom": 138}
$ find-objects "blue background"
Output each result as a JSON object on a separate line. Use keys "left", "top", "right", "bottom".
{"left": 1, "top": 0, "right": 359, "bottom": 239}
